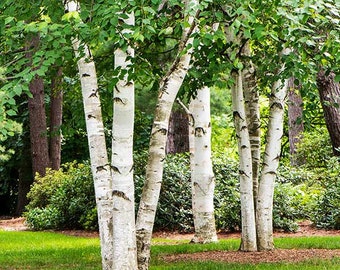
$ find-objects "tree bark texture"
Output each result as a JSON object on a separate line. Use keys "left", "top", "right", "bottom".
{"left": 135, "top": 1, "right": 198, "bottom": 267}
{"left": 189, "top": 86, "right": 218, "bottom": 244}
{"left": 231, "top": 70, "right": 257, "bottom": 252}
{"left": 49, "top": 67, "right": 63, "bottom": 170}
{"left": 166, "top": 110, "right": 189, "bottom": 154}
{"left": 242, "top": 44, "right": 260, "bottom": 211}
{"left": 136, "top": 50, "right": 193, "bottom": 270}
{"left": 111, "top": 13, "right": 138, "bottom": 270}
{"left": 66, "top": 1, "right": 114, "bottom": 269}
{"left": 26, "top": 34, "right": 50, "bottom": 177}
{"left": 316, "top": 70, "right": 340, "bottom": 156}
{"left": 256, "top": 78, "right": 288, "bottom": 251}
{"left": 287, "top": 77, "right": 304, "bottom": 166}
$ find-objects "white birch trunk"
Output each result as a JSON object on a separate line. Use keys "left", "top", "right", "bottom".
{"left": 135, "top": 52, "right": 193, "bottom": 270}
{"left": 190, "top": 86, "right": 218, "bottom": 243}
{"left": 65, "top": 1, "right": 114, "bottom": 268}
{"left": 242, "top": 42, "right": 261, "bottom": 210}
{"left": 135, "top": 2, "right": 198, "bottom": 268}
{"left": 111, "top": 13, "right": 138, "bottom": 269}
{"left": 231, "top": 70, "right": 257, "bottom": 251}
{"left": 256, "top": 48, "right": 290, "bottom": 251}
{"left": 256, "top": 78, "right": 288, "bottom": 251}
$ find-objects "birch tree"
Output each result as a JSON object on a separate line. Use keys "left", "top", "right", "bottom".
{"left": 66, "top": 1, "right": 136, "bottom": 269}
{"left": 256, "top": 74, "right": 289, "bottom": 251}
{"left": 231, "top": 69, "right": 257, "bottom": 251}
{"left": 242, "top": 42, "right": 260, "bottom": 209}
{"left": 135, "top": 1, "right": 199, "bottom": 268}
{"left": 189, "top": 86, "right": 218, "bottom": 244}
{"left": 111, "top": 12, "right": 138, "bottom": 270}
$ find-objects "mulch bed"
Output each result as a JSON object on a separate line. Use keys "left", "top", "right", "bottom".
{"left": 163, "top": 249, "right": 340, "bottom": 264}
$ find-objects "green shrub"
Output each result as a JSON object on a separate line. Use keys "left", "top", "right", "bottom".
{"left": 213, "top": 155, "right": 241, "bottom": 232}
{"left": 25, "top": 206, "right": 62, "bottom": 230}
{"left": 295, "top": 127, "right": 333, "bottom": 169}
{"left": 25, "top": 162, "right": 97, "bottom": 231}
{"left": 134, "top": 152, "right": 193, "bottom": 232}
{"left": 25, "top": 153, "right": 323, "bottom": 233}
{"left": 135, "top": 152, "right": 241, "bottom": 232}
{"left": 312, "top": 169, "right": 340, "bottom": 229}
{"left": 273, "top": 181, "right": 323, "bottom": 232}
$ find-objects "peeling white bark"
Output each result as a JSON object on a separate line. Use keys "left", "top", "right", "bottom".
{"left": 242, "top": 41, "right": 261, "bottom": 210}
{"left": 135, "top": 1, "right": 198, "bottom": 269}
{"left": 65, "top": 1, "right": 113, "bottom": 268}
{"left": 136, "top": 52, "right": 193, "bottom": 270}
{"left": 231, "top": 70, "right": 257, "bottom": 252}
{"left": 256, "top": 77, "right": 288, "bottom": 251}
{"left": 190, "top": 87, "right": 218, "bottom": 243}
{"left": 111, "top": 13, "right": 138, "bottom": 269}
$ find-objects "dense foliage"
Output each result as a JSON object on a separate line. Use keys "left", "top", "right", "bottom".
{"left": 24, "top": 162, "right": 97, "bottom": 231}
{"left": 25, "top": 150, "right": 340, "bottom": 232}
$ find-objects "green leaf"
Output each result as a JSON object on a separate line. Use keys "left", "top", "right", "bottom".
{"left": 5, "top": 17, "right": 14, "bottom": 24}
{"left": 142, "top": 6, "right": 156, "bottom": 15}
{"left": 6, "top": 109, "right": 17, "bottom": 116}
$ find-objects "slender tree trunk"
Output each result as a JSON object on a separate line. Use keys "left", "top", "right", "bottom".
{"left": 135, "top": 2, "right": 198, "bottom": 268}
{"left": 26, "top": 34, "right": 50, "bottom": 176}
{"left": 287, "top": 77, "right": 304, "bottom": 166}
{"left": 190, "top": 86, "right": 218, "bottom": 243}
{"left": 231, "top": 69, "right": 257, "bottom": 251}
{"left": 49, "top": 67, "right": 63, "bottom": 170}
{"left": 256, "top": 77, "right": 288, "bottom": 251}
{"left": 65, "top": 1, "right": 114, "bottom": 269}
{"left": 242, "top": 42, "right": 260, "bottom": 210}
{"left": 111, "top": 13, "right": 138, "bottom": 270}
{"left": 316, "top": 70, "right": 340, "bottom": 156}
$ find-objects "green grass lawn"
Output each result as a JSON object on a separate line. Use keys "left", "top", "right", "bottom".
{"left": 0, "top": 231, "right": 339, "bottom": 269}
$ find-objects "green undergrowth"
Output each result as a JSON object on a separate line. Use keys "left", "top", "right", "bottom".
{"left": 0, "top": 231, "right": 339, "bottom": 269}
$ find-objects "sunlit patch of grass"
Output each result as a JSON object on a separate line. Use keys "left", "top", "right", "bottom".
{"left": 152, "top": 237, "right": 189, "bottom": 245}
{"left": 0, "top": 231, "right": 101, "bottom": 270}
{"left": 275, "top": 236, "right": 340, "bottom": 249}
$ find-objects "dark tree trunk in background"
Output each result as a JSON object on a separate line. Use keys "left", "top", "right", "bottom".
{"left": 166, "top": 110, "right": 189, "bottom": 154}
{"left": 317, "top": 70, "right": 340, "bottom": 156}
{"left": 15, "top": 126, "right": 33, "bottom": 216}
{"left": 49, "top": 67, "right": 63, "bottom": 170}
{"left": 287, "top": 77, "right": 304, "bottom": 166}
{"left": 26, "top": 34, "right": 50, "bottom": 176}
